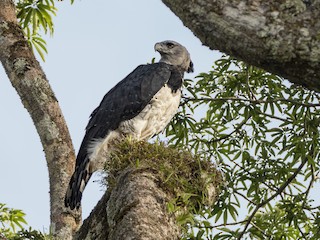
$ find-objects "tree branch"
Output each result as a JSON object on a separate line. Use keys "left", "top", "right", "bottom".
{"left": 232, "top": 160, "right": 281, "bottom": 195}
{"left": 0, "top": 1, "right": 79, "bottom": 238}
{"left": 237, "top": 147, "right": 311, "bottom": 239}
{"left": 182, "top": 96, "right": 320, "bottom": 108}
{"left": 162, "top": 0, "right": 320, "bottom": 92}
{"left": 196, "top": 220, "right": 247, "bottom": 229}
{"left": 73, "top": 191, "right": 111, "bottom": 240}
{"left": 108, "top": 168, "right": 181, "bottom": 240}
{"left": 74, "top": 141, "right": 222, "bottom": 239}
{"left": 74, "top": 168, "right": 181, "bottom": 240}
{"left": 211, "top": 116, "right": 251, "bottom": 143}
{"left": 234, "top": 190, "right": 256, "bottom": 206}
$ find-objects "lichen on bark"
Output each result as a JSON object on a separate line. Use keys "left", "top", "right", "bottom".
{"left": 162, "top": 0, "right": 320, "bottom": 92}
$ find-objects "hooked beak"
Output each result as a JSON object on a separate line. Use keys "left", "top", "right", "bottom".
{"left": 154, "top": 42, "right": 163, "bottom": 53}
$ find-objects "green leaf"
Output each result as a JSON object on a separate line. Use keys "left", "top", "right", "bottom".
{"left": 165, "top": 55, "right": 320, "bottom": 239}
{"left": 23, "top": 7, "right": 34, "bottom": 29}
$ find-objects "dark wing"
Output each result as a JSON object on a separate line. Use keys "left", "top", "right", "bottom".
{"left": 65, "top": 62, "right": 184, "bottom": 209}
{"left": 76, "top": 62, "right": 177, "bottom": 165}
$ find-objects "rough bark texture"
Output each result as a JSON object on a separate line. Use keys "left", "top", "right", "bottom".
{"left": 75, "top": 168, "right": 181, "bottom": 240}
{"left": 0, "top": 1, "right": 79, "bottom": 239}
{"left": 74, "top": 191, "right": 110, "bottom": 240}
{"left": 162, "top": 0, "right": 320, "bottom": 92}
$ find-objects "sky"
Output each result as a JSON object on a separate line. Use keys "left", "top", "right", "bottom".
{"left": 0, "top": 0, "right": 221, "bottom": 231}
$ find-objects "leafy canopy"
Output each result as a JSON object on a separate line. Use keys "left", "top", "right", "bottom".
{"left": 16, "top": 0, "right": 57, "bottom": 61}
{"left": 166, "top": 56, "right": 320, "bottom": 239}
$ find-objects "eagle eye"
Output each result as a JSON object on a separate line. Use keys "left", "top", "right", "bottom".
{"left": 166, "top": 42, "right": 175, "bottom": 48}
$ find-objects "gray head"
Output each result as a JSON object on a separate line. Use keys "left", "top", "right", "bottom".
{"left": 154, "top": 40, "right": 194, "bottom": 73}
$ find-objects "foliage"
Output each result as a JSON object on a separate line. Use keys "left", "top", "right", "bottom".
{"left": 8, "top": 2, "right": 320, "bottom": 237}
{"left": 166, "top": 56, "right": 320, "bottom": 239}
{"left": 105, "top": 139, "right": 223, "bottom": 232}
{"left": 16, "top": 0, "right": 57, "bottom": 61}
{"left": 0, "top": 203, "right": 47, "bottom": 240}
{"left": 0, "top": 203, "right": 27, "bottom": 235}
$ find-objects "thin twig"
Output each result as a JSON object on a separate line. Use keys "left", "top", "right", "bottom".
{"left": 250, "top": 222, "right": 271, "bottom": 238}
{"left": 255, "top": 111, "right": 289, "bottom": 122}
{"left": 303, "top": 165, "right": 314, "bottom": 205}
{"left": 232, "top": 161, "right": 280, "bottom": 193}
{"left": 237, "top": 147, "right": 311, "bottom": 239}
{"left": 211, "top": 116, "right": 251, "bottom": 143}
{"left": 181, "top": 96, "right": 320, "bottom": 108}
{"left": 234, "top": 190, "right": 256, "bottom": 205}
{"left": 195, "top": 220, "right": 247, "bottom": 229}
{"left": 297, "top": 224, "right": 308, "bottom": 239}
{"left": 245, "top": 66, "right": 257, "bottom": 101}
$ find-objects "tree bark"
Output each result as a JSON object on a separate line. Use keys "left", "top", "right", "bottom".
{"left": 75, "top": 168, "right": 181, "bottom": 240}
{"left": 73, "top": 138, "right": 222, "bottom": 239}
{"left": 73, "top": 191, "right": 110, "bottom": 240}
{"left": 0, "top": 1, "right": 79, "bottom": 238}
{"left": 162, "top": 0, "right": 320, "bottom": 92}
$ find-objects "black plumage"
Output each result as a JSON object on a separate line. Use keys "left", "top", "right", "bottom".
{"left": 65, "top": 40, "right": 193, "bottom": 210}
{"left": 78, "top": 62, "right": 183, "bottom": 168}
{"left": 65, "top": 62, "right": 183, "bottom": 209}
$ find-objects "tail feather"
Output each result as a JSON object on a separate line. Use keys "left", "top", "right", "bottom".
{"left": 65, "top": 158, "right": 92, "bottom": 210}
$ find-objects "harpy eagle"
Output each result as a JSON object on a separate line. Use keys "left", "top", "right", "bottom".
{"left": 65, "top": 40, "right": 193, "bottom": 210}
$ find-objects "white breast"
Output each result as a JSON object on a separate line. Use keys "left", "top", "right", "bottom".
{"left": 87, "top": 84, "right": 181, "bottom": 171}
{"left": 119, "top": 84, "right": 181, "bottom": 140}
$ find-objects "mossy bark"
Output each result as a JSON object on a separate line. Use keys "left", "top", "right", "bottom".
{"left": 74, "top": 141, "right": 222, "bottom": 239}
{"left": 162, "top": 0, "right": 320, "bottom": 92}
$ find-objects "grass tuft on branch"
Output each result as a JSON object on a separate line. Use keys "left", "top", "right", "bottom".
{"left": 104, "top": 138, "right": 223, "bottom": 229}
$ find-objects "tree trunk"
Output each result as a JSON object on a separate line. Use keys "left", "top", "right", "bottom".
{"left": 162, "top": 0, "right": 320, "bottom": 92}
{"left": 75, "top": 168, "right": 181, "bottom": 240}
{"left": 0, "top": 1, "right": 79, "bottom": 238}
{"left": 73, "top": 140, "right": 222, "bottom": 239}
